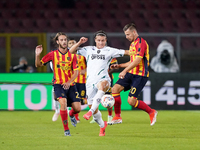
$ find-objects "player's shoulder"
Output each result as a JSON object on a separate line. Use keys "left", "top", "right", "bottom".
{"left": 48, "top": 49, "right": 57, "bottom": 55}
{"left": 50, "top": 49, "right": 57, "bottom": 52}
{"left": 135, "top": 36, "right": 148, "bottom": 46}
{"left": 84, "top": 46, "right": 93, "bottom": 49}
{"left": 103, "top": 46, "right": 119, "bottom": 51}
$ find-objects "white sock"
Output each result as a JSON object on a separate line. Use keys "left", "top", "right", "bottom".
{"left": 90, "top": 90, "right": 105, "bottom": 114}
{"left": 54, "top": 100, "right": 60, "bottom": 114}
{"left": 93, "top": 110, "right": 105, "bottom": 128}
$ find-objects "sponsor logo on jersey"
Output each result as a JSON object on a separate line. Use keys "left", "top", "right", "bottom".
{"left": 91, "top": 54, "right": 105, "bottom": 60}
{"left": 129, "top": 49, "right": 136, "bottom": 55}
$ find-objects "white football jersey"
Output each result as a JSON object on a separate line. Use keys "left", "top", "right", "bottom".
{"left": 77, "top": 46, "right": 125, "bottom": 84}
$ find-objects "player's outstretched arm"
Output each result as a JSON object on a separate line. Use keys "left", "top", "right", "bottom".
{"left": 110, "top": 61, "right": 131, "bottom": 70}
{"left": 124, "top": 50, "right": 129, "bottom": 55}
{"left": 69, "top": 37, "right": 88, "bottom": 54}
{"left": 35, "top": 45, "right": 43, "bottom": 67}
{"left": 119, "top": 57, "right": 142, "bottom": 79}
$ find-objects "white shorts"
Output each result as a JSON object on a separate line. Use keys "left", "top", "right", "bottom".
{"left": 86, "top": 78, "right": 111, "bottom": 105}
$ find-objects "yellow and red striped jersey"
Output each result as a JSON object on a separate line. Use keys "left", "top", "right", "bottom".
{"left": 129, "top": 36, "right": 149, "bottom": 77}
{"left": 41, "top": 49, "right": 78, "bottom": 85}
{"left": 110, "top": 58, "right": 117, "bottom": 66}
{"left": 108, "top": 58, "right": 118, "bottom": 79}
{"left": 74, "top": 55, "right": 86, "bottom": 84}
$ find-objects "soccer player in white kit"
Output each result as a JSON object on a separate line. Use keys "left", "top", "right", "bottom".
{"left": 69, "top": 30, "right": 129, "bottom": 136}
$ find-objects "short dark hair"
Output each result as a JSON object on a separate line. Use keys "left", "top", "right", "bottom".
{"left": 52, "top": 32, "right": 67, "bottom": 47}
{"left": 94, "top": 30, "right": 107, "bottom": 39}
{"left": 68, "top": 37, "right": 76, "bottom": 42}
{"left": 123, "top": 23, "right": 136, "bottom": 31}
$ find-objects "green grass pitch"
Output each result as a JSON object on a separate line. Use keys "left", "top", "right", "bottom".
{"left": 0, "top": 110, "right": 200, "bottom": 150}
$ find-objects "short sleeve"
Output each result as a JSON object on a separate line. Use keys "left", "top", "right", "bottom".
{"left": 41, "top": 51, "right": 53, "bottom": 65}
{"left": 136, "top": 40, "right": 146, "bottom": 58}
{"left": 72, "top": 54, "right": 78, "bottom": 71}
{"left": 77, "top": 47, "right": 88, "bottom": 58}
{"left": 109, "top": 47, "right": 125, "bottom": 58}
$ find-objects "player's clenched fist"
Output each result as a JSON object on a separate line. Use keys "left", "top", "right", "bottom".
{"left": 110, "top": 64, "right": 119, "bottom": 69}
{"left": 79, "top": 37, "right": 88, "bottom": 44}
{"left": 35, "top": 45, "right": 43, "bottom": 55}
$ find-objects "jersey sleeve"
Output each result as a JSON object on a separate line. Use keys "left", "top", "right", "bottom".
{"left": 77, "top": 46, "right": 88, "bottom": 58}
{"left": 110, "top": 58, "right": 118, "bottom": 65}
{"left": 81, "top": 56, "right": 87, "bottom": 70}
{"left": 136, "top": 40, "right": 146, "bottom": 58}
{"left": 109, "top": 47, "right": 125, "bottom": 58}
{"left": 72, "top": 54, "right": 79, "bottom": 71}
{"left": 41, "top": 51, "right": 53, "bottom": 65}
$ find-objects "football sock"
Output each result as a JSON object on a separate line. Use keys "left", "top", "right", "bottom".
{"left": 54, "top": 100, "right": 60, "bottom": 114}
{"left": 90, "top": 90, "right": 105, "bottom": 114}
{"left": 93, "top": 110, "right": 105, "bottom": 128}
{"left": 108, "top": 107, "right": 113, "bottom": 116}
{"left": 74, "top": 113, "right": 79, "bottom": 121}
{"left": 134, "top": 100, "right": 152, "bottom": 114}
{"left": 112, "top": 93, "right": 121, "bottom": 117}
{"left": 60, "top": 110, "right": 69, "bottom": 131}
{"left": 69, "top": 107, "right": 77, "bottom": 116}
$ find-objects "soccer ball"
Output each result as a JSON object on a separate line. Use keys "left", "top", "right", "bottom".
{"left": 101, "top": 94, "right": 115, "bottom": 108}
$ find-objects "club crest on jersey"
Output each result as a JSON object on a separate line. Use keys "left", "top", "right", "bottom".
{"left": 97, "top": 50, "right": 101, "bottom": 54}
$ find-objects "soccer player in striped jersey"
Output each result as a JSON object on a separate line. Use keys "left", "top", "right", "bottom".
{"left": 35, "top": 32, "right": 81, "bottom": 136}
{"left": 110, "top": 23, "right": 158, "bottom": 126}
{"left": 51, "top": 38, "right": 87, "bottom": 123}
{"left": 69, "top": 30, "right": 129, "bottom": 136}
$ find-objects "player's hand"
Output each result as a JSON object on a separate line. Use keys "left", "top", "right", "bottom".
{"left": 110, "top": 64, "right": 119, "bottom": 69}
{"left": 119, "top": 71, "right": 126, "bottom": 79}
{"left": 79, "top": 37, "right": 88, "bottom": 44}
{"left": 62, "top": 82, "right": 70, "bottom": 90}
{"left": 35, "top": 45, "right": 43, "bottom": 56}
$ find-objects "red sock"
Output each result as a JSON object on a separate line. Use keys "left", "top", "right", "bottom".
{"left": 112, "top": 93, "right": 121, "bottom": 117}
{"left": 60, "top": 110, "right": 69, "bottom": 131}
{"left": 69, "top": 107, "right": 77, "bottom": 116}
{"left": 134, "top": 100, "right": 152, "bottom": 114}
{"left": 107, "top": 107, "right": 112, "bottom": 116}
{"left": 74, "top": 113, "right": 79, "bottom": 121}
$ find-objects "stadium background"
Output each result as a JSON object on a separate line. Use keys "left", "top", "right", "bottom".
{"left": 0, "top": 0, "right": 200, "bottom": 110}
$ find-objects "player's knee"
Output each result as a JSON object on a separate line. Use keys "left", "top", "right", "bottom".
{"left": 76, "top": 108, "right": 81, "bottom": 113}
{"left": 127, "top": 98, "right": 137, "bottom": 106}
{"left": 112, "top": 85, "right": 121, "bottom": 93}
{"left": 59, "top": 98, "right": 67, "bottom": 109}
{"left": 111, "top": 86, "right": 117, "bottom": 93}
{"left": 74, "top": 103, "right": 82, "bottom": 113}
